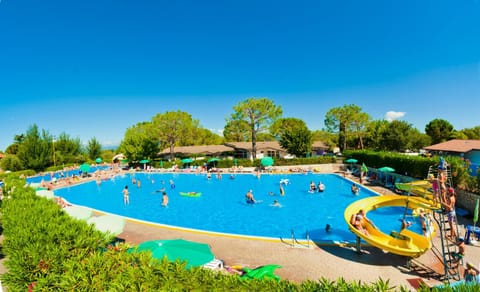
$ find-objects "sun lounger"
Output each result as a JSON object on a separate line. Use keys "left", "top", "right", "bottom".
{"left": 203, "top": 258, "right": 224, "bottom": 270}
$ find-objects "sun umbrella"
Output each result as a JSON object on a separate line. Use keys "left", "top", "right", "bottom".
{"left": 474, "top": 198, "right": 479, "bottom": 227}
{"left": 132, "top": 239, "right": 214, "bottom": 269}
{"left": 260, "top": 156, "right": 274, "bottom": 167}
{"left": 36, "top": 189, "right": 55, "bottom": 199}
{"left": 345, "top": 158, "right": 358, "bottom": 164}
{"left": 159, "top": 160, "right": 164, "bottom": 168}
{"left": 63, "top": 205, "right": 93, "bottom": 220}
{"left": 87, "top": 215, "right": 125, "bottom": 236}
{"left": 79, "top": 163, "right": 91, "bottom": 173}
{"left": 378, "top": 166, "right": 395, "bottom": 173}
{"left": 95, "top": 158, "right": 102, "bottom": 164}
{"left": 207, "top": 157, "right": 219, "bottom": 167}
{"left": 139, "top": 159, "right": 150, "bottom": 170}
{"left": 181, "top": 158, "right": 193, "bottom": 164}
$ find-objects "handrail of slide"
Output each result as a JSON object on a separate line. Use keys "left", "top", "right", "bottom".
{"left": 344, "top": 195, "right": 436, "bottom": 258}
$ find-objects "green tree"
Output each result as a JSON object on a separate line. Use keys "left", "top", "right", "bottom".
{"left": 16, "top": 124, "right": 53, "bottom": 171}
{"left": 5, "top": 134, "right": 25, "bottom": 155}
{"left": 223, "top": 120, "right": 250, "bottom": 142}
{"left": 456, "top": 126, "right": 480, "bottom": 140}
{"left": 0, "top": 154, "right": 23, "bottom": 172}
{"left": 324, "top": 104, "right": 370, "bottom": 152}
{"left": 311, "top": 130, "right": 337, "bottom": 150}
{"left": 119, "top": 122, "right": 159, "bottom": 162}
{"left": 227, "top": 97, "right": 282, "bottom": 159}
{"left": 381, "top": 120, "right": 414, "bottom": 151}
{"left": 364, "top": 120, "right": 389, "bottom": 150}
{"left": 408, "top": 129, "right": 431, "bottom": 151}
{"left": 277, "top": 118, "right": 313, "bottom": 157}
{"left": 87, "top": 137, "right": 102, "bottom": 161}
{"left": 193, "top": 128, "right": 224, "bottom": 145}
{"left": 425, "top": 118, "right": 454, "bottom": 144}
{"left": 152, "top": 111, "right": 200, "bottom": 160}
{"left": 54, "top": 132, "right": 83, "bottom": 165}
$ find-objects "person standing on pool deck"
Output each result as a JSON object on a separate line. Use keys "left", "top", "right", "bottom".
{"left": 123, "top": 185, "right": 129, "bottom": 205}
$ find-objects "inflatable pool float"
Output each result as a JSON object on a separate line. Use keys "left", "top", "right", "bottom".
{"left": 240, "top": 264, "right": 281, "bottom": 281}
{"left": 180, "top": 192, "right": 202, "bottom": 197}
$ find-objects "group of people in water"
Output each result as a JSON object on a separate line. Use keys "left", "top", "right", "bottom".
{"left": 309, "top": 181, "right": 325, "bottom": 193}
{"left": 122, "top": 176, "right": 171, "bottom": 207}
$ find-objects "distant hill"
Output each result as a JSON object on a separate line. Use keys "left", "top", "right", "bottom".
{"left": 102, "top": 145, "right": 118, "bottom": 151}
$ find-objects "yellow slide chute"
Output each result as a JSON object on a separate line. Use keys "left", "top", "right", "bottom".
{"left": 344, "top": 195, "right": 437, "bottom": 258}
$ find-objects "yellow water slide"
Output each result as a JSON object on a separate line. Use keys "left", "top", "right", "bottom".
{"left": 395, "top": 180, "right": 441, "bottom": 208}
{"left": 344, "top": 195, "right": 436, "bottom": 258}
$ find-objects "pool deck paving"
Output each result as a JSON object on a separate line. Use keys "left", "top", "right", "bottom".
{"left": 2, "top": 166, "right": 480, "bottom": 291}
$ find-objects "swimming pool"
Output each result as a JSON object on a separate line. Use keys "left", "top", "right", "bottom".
{"left": 54, "top": 172, "right": 424, "bottom": 243}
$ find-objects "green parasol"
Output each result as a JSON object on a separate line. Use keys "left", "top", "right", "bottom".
{"left": 132, "top": 239, "right": 214, "bottom": 269}
{"left": 181, "top": 158, "right": 193, "bottom": 164}
{"left": 207, "top": 158, "right": 219, "bottom": 163}
{"left": 260, "top": 156, "right": 274, "bottom": 167}
{"left": 95, "top": 158, "right": 102, "bottom": 163}
{"left": 345, "top": 158, "right": 358, "bottom": 164}
{"left": 79, "top": 163, "right": 91, "bottom": 173}
{"left": 378, "top": 166, "right": 395, "bottom": 173}
{"left": 139, "top": 159, "right": 150, "bottom": 164}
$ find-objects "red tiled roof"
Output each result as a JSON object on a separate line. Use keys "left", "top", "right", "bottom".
{"left": 0, "top": 153, "right": 4, "bottom": 158}
{"left": 159, "top": 145, "right": 233, "bottom": 155}
{"left": 424, "top": 139, "right": 480, "bottom": 153}
{"left": 225, "top": 141, "right": 284, "bottom": 151}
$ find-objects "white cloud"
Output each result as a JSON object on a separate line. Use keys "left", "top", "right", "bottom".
{"left": 210, "top": 128, "right": 224, "bottom": 136}
{"left": 385, "top": 111, "right": 406, "bottom": 122}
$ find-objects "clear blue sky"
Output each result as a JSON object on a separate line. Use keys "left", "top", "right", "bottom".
{"left": 1, "top": 0, "right": 479, "bottom": 151}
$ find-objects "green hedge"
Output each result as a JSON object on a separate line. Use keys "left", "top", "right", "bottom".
{"left": 1, "top": 174, "right": 475, "bottom": 290}
{"left": 343, "top": 150, "right": 480, "bottom": 194}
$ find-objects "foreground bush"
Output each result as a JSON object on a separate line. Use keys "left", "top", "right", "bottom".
{"left": 1, "top": 174, "right": 475, "bottom": 291}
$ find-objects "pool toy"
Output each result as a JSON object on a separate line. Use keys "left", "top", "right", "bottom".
{"left": 240, "top": 264, "right": 281, "bottom": 281}
{"left": 344, "top": 195, "right": 437, "bottom": 257}
{"left": 180, "top": 192, "right": 202, "bottom": 197}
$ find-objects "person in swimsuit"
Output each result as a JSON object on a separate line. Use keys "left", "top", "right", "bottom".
{"left": 245, "top": 189, "right": 256, "bottom": 204}
{"left": 161, "top": 191, "right": 169, "bottom": 207}
{"left": 441, "top": 187, "right": 457, "bottom": 239}
{"left": 350, "top": 209, "right": 369, "bottom": 235}
{"left": 122, "top": 185, "right": 129, "bottom": 205}
{"left": 437, "top": 168, "right": 447, "bottom": 204}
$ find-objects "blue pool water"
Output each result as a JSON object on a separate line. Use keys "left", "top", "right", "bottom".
{"left": 54, "top": 172, "right": 424, "bottom": 242}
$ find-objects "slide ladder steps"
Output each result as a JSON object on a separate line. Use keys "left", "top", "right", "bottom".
{"left": 433, "top": 210, "right": 462, "bottom": 282}
{"left": 429, "top": 164, "right": 462, "bottom": 283}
